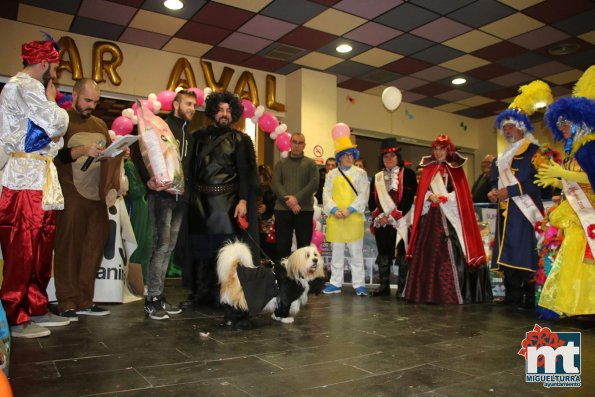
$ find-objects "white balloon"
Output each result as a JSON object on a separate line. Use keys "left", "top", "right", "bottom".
{"left": 255, "top": 105, "right": 265, "bottom": 118}
{"left": 131, "top": 115, "right": 138, "bottom": 125}
{"left": 381, "top": 86, "right": 402, "bottom": 112}
{"left": 315, "top": 221, "right": 322, "bottom": 231}
{"left": 122, "top": 108, "right": 134, "bottom": 118}
{"left": 148, "top": 93, "right": 157, "bottom": 101}
{"left": 275, "top": 123, "right": 287, "bottom": 134}
{"left": 203, "top": 87, "right": 213, "bottom": 97}
{"left": 175, "top": 86, "right": 184, "bottom": 93}
{"left": 251, "top": 116, "right": 260, "bottom": 124}
{"left": 152, "top": 101, "right": 161, "bottom": 113}
{"left": 270, "top": 132, "right": 278, "bottom": 140}
{"left": 313, "top": 206, "right": 322, "bottom": 221}
{"left": 281, "top": 150, "right": 289, "bottom": 158}
{"left": 108, "top": 129, "right": 116, "bottom": 139}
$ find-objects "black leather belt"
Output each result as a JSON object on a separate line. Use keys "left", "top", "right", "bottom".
{"left": 195, "top": 182, "right": 237, "bottom": 195}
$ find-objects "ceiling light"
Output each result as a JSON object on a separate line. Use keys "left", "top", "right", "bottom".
{"left": 452, "top": 77, "right": 466, "bottom": 85}
{"left": 548, "top": 43, "right": 580, "bottom": 56}
{"left": 336, "top": 44, "right": 352, "bottom": 53}
{"left": 164, "top": 0, "right": 183, "bottom": 10}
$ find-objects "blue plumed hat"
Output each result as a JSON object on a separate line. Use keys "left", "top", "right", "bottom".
{"left": 544, "top": 65, "right": 595, "bottom": 141}
{"left": 495, "top": 80, "right": 553, "bottom": 134}
{"left": 545, "top": 97, "right": 595, "bottom": 141}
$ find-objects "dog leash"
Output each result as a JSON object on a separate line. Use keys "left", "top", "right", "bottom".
{"left": 238, "top": 220, "right": 277, "bottom": 266}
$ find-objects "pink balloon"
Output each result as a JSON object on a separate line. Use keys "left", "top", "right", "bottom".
{"left": 311, "top": 230, "right": 325, "bottom": 246}
{"left": 241, "top": 99, "right": 256, "bottom": 119}
{"left": 188, "top": 87, "right": 204, "bottom": 106}
{"left": 157, "top": 90, "right": 176, "bottom": 111}
{"left": 111, "top": 116, "right": 133, "bottom": 136}
{"left": 275, "top": 132, "right": 291, "bottom": 151}
{"left": 132, "top": 100, "right": 154, "bottom": 115}
{"left": 332, "top": 122, "right": 350, "bottom": 139}
{"left": 258, "top": 112, "right": 279, "bottom": 133}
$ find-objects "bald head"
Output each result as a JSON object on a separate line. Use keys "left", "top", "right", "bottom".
{"left": 72, "top": 78, "right": 100, "bottom": 118}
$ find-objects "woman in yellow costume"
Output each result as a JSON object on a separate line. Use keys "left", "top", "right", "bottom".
{"left": 536, "top": 66, "right": 595, "bottom": 317}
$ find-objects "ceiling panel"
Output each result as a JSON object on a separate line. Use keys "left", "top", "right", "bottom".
{"left": 6, "top": 0, "right": 593, "bottom": 119}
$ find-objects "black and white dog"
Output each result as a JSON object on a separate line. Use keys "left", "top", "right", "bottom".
{"left": 217, "top": 241, "right": 325, "bottom": 329}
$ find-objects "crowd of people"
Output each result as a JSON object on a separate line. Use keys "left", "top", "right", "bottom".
{"left": 0, "top": 37, "right": 593, "bottom": 341}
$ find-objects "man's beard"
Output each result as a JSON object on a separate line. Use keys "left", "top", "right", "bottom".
{"left": 42, "top": 68, "right": 52, "bottom": 87}
{"left": 215, "top": 117, "right": 230, "bottom": 128}
{"left": 75, "top": 103, "right": 92, "bottom": 119}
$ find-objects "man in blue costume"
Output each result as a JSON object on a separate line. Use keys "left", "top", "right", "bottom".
{"left": 488, "top": 92, "right": 549, "bottom": 309}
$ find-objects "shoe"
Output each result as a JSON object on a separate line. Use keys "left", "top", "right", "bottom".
{"left": 322, "top": 284, "right": 342, "bottom": 294}
{"left": 145, "top": 297, "right": 169, "bottom": 320}
{"left": 179, "top": 300, "right": 198, "bottom": 310}
{"left": 159, "top": 296, "right": 182, "bottom": 315}
{"left": 355, "top": 287, "right": 368, "bottom": 296}
{"left": 30, "top": 312, "right": 70, "bottom": 327}
{"left": 11, "top": 322, "right": 51, "bottom": 338}
{"left": 371, "top": 284, "right": 391, "bottom": 297}
{"left": 49, "top": 305, "right": 79, "bottom": 322}
{"left": 76, "top": 304, "right": 110, "bottom": 316}
{"left": 59, "top": 309, "right": 79, "bottom": 322}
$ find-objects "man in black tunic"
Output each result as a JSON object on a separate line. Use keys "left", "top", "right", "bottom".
{"left": 183, "top": 91, "right": 256, "bottom": 308}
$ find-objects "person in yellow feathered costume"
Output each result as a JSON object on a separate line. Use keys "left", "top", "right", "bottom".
{"left": 535, "top": 65, "right": 595, "bottom": 318}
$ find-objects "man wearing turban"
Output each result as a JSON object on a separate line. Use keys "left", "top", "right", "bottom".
{"left": 0, "top": 38, "right": 70, "bottom": 338}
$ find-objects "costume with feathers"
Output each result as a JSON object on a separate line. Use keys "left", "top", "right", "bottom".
{"left": 537, "top": 66, "right": 595, "bottom": 317}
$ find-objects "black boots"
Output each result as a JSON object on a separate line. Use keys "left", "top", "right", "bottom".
{"left": 395, "top": 255, "right": 409, "bottom": 300}
{"left": 371, "top": 256, "right": 392, "bottom": 297}
{"left": 179, "top": 258, "right": 220, "bottom": 309}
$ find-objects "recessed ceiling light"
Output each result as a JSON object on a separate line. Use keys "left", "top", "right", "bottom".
{"left": 548, "top": 43, "right": 580, "bottom": 56}
{"left": 336, "top": 44, "right": 352, "bottom": 53}
{"left": 164, "top": 0, "right": 183, "bottom": 10}
{"left": 452, "top": 77, "right": 466, "bottom": 85}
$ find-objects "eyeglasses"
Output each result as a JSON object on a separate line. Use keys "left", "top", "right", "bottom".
{"left": 291, "top": 140, "right": 305, "bottom": 145}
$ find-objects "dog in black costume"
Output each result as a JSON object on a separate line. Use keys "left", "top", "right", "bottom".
{"left": 217, "top": 241, "right": 325, "bottom": 329}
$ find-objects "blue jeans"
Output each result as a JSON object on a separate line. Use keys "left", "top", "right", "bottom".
{"left": 147, "top": 194, "right": 185, "bottom": 298}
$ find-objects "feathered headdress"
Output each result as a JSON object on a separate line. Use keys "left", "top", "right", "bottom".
{"left": 545, "top": 66, "right": 595, "bottom": 141}
{"left": 495, "top": 80, "right": 553, "bottom": 134}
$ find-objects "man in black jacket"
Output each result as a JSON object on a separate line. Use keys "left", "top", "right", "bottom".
{"left": 142, "top": 89, "right": 196, "bottom": 320}
{"left": 184, "top": 91, "right": 257, "bottom": 308}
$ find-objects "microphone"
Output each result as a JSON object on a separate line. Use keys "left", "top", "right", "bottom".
{"left": 81, "top": 140, "right": 106, "bottom": 171}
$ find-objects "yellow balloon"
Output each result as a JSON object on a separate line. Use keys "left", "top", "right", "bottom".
{"left": 200, "top": 60, "right": 233, "bottom": 92}
{"left": 234, "top": 71, "right": 259, "bottom": 106}
{"left": 266, "top": 75, "right": 285, "bottom": 112}
{"left": 166, "top": 58, "right": 197, "bottom": 91}
{"left": 92, "top": 41, "right": 123, "bottom": 86}
{"left": 57, "top": 36, "right": 83, "bottom": 80}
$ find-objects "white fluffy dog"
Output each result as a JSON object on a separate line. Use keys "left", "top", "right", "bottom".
{"left": 217, "top": 241, "right": 325, "bottom": 329}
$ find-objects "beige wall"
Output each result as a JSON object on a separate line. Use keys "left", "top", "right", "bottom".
{"left": 1, "top": 17, "right": 501, "bottom": 174}
{"left": 0, "top": 18, "right": 286, "bottom": 112}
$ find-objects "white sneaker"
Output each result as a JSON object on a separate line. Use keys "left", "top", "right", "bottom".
{"left": 30, "top": 312, "right": 71, "bottom": 327}
{"left": 11, "top": 322, "right": 51, "bottom": 338}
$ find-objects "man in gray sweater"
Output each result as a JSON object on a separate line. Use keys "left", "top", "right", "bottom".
{"left": 272, "top": 132, "right": 319, "bottom": 259}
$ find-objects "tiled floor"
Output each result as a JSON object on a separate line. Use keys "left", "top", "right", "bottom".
{"left": 8, "top": 280, "right": 594, "bottom": 397}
